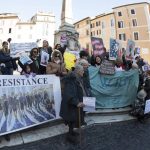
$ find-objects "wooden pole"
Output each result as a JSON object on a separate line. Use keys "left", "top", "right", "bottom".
{"left": 78, "top": 107, "right": 81, "bottom": 146}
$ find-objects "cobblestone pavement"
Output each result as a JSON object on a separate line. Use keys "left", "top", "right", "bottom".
{"left": 1, "top": 120, "right": 150, "bottom": 150}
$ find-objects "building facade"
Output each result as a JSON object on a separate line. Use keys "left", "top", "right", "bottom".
{"left": 0, "top": 12, "right": 55, "bottom": 48}
{"left": 74, "top": 2, "right": 150, "bottom": 63}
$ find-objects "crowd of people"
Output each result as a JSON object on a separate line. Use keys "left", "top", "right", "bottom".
{"left": 0, "top": 39, "right": 150, "bottom": 144}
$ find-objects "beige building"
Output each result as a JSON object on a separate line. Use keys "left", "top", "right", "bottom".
{"left": 74, "top": 2, "right": 150, "bottom": 64}
{"left": 74, "top": 17, "right": 91, "bottom": 53}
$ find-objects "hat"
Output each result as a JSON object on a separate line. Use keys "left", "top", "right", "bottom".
{"left": 137, "top": 89, "right": 147, "bottom": 99}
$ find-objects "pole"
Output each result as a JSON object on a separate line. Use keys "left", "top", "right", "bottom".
{"left": 78, "top": 107, "right": 81, "bottom": 146}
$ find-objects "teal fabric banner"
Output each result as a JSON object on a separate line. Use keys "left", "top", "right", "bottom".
{"left": 89, "top": 66, "right": 139, "bottom": 108}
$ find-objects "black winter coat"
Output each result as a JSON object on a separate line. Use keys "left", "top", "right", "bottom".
{"left": 60, "top": 73, "right": 84, "bottom": 127}
{"left": 0, "top": 51, "right": 17, "bottom": 75}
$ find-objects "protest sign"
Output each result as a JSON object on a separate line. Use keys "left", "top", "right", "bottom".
{"left": 83, "top": 97, "right": 96, "bottom": 112}
{"left": 99, "top": 60, "right": 115, "bottom": 75}
{"left": 142, "top": 65, "right": 150, "bottom": 72}
{"left": 109, "top": 38, "right": 122, "bottom": 60}
{"left": 40, "top": 51, "right": 49, "bottom": 67}
{"left": 91, "top": 37, "right": 105, "bottom": 56}
{"left": 144, "top": 99, "right": 150, "bottom": 114}
{"left": 19, "top": 54, "right": 33, "bottom": 65}
{"left": 10, "top": 42, "right": 37, "bottom": 57}
{"left": 0, "top": 75, "right": 61, "bottom": 136}
{"left": 60, "top": 33, "right": 68, "bottom": 47}
{"left": 126, "top": 40, "right": 135, "bottom": 60}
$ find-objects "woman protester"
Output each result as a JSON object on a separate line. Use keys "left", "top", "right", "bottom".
{"left": 46, "top": 50, "right": 67, "bottom": 77}
{"left": 60, "top": 64, "right": 85, "bottom": 144}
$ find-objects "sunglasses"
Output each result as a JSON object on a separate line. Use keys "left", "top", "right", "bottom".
{"left": 55, "top": 55, "right": 60, "bottom": 57}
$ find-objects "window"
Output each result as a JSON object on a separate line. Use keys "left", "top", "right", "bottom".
{"left": 134, "top": 32, "right": 139, "bottom": 40}
{"left": 97, "top": 30, "right": 99, "bottom": 35}
{"left": 131, "top": 9, "right": 135, "bottom": 15}
{"left": 132, "top": 19, "right": 137, "bottom": 26}
{"left": 9, "top": 28, "right": 12, "bottom": 33}
{"left": 119, "top": 33, "right": 126, "bottom": 41}
{"left": 90, "top": 24, "right": 93, "bottom": 28}
{"left": 96, "top": 22, "right": 99, "bottom": 26}
{"left": 77, "top": 24, "right": 79, "bottom": 28}
{"left": 86, "top": 30, "right": 89, "bottom": 35}
{"left": 111, "top": 19, "right": 114, "bottom": 27}
{"left": 118, "top": 21, "right": 124, "bottom": 28}
{"left": 93, "top": 31, "right": 95, "bottom": 36}
{"left": 91, "top": 32, "right": 93, "bottom": 36}
{"left": 118, "top": 12, "right": 122, "bottom": 16}
{"left": 102, "top": 22, "right": 105, "bottom": 29}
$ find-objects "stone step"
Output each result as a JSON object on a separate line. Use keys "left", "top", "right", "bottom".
{"left": 0, "top": 112, "right": 135, "bottom": 148}
{"left": 87, "top": 106, "right": 132, "bottom": 116}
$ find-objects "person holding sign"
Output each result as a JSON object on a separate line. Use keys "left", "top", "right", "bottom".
{"left": 60, "top": 64, "right": 85, "bottom": 144}
{"left": 39, "top": 40, "right": 52, "bottom": 74}
{"left": 0, "top": 41, "right": 19, "bottom": 75}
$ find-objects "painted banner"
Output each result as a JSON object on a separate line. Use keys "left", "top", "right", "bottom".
{"left": 126, "top": 40, "right": 135, "bottom": 60}
{"left": 109, "top": 38, "right": 122, "bottom": 60}
{"left": 0, "top": 75, "right": 61, "bottom": 136}
{"left": 10, "top": 42, "right": 37, "bottom": 57}
{"left": 89, "top": 66, "right": 139, "bottom": 108}
{"left": 91, "top": 37, "right": 105, "bottom": 56}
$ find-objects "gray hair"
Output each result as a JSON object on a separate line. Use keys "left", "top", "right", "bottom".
{"left": 74, "top": 64, "right": 84, "bottom": 73}
{"left": 77, "top": 59, "right": 89, "bottom": 66}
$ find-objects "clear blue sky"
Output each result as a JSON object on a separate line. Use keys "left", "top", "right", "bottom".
{"left": 0, "top": 0, "right": 149, "bottom": 29}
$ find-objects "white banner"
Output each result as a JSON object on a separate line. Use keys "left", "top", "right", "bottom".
{"left": 0, "top": 75, "right": 61, "bottom": 136}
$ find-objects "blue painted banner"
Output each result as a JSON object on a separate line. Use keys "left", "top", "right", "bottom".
{"left": 0, "top": 75, "right": 61, "bottom": 136}
{"left": 89, "top": 66, "right": 139, "bottom": 108}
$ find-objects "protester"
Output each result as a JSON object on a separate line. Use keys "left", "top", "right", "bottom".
{"left": 93, "top": 55, "right": 102, "bottom": 68}
{"left": 39, "top": 40, "right": 53, "bottom": 74}
{"left": 46, "top": 50, "right": 67, "bottom": 77}
{"left": 60, "top": 64, "right": 85, "bottom": 144}
{"left": 0, "top": 41, "right": 18, "bottom": 75}
{"left": 29, "top": 48, "right": 40, "bottom": 74}
{"left": 130, "top": 89, "right": 147, "bottom": 123}
{"left": 144, "top": 70, "right": 150, "bottom": 100}
{"left": 77, "top": 59, "right": 92, "bottom": 97}
{"left": 21, "top": 64, "right": 36, "bottom": 77}
{"left": 55, "top": 44, "right": 66, "bottom": 57}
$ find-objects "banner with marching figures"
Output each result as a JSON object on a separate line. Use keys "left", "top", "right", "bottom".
{"left": 0, "top": 75, "right": 61, "bottom": 136}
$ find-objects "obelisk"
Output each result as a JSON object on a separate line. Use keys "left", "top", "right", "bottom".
{"left": 61, "top": 0, "right": 73, "bottom": 26}
{"left": 54, "top": 0, "right": 80, "bottom": 51}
